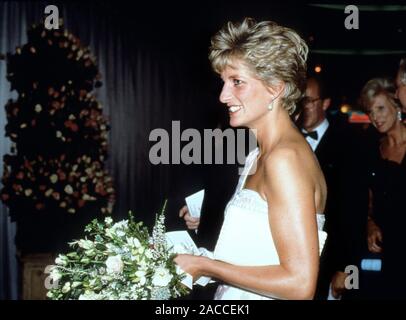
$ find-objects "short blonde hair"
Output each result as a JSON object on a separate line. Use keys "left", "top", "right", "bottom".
{"left": 360, "top": 77, "right": 400, "bottom": 112}
{"left": 209, "top": 18, "right": 308, "bottom": 115}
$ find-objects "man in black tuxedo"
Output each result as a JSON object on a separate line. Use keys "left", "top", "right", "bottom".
{"left": 301, "top": 77, "right": 368, "bottom": 300}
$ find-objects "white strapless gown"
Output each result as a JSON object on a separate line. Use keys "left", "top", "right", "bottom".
{"left": 213, "top": 147, "right": 327, "bottom": 300}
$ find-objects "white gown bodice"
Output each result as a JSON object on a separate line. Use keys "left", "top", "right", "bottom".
{"left": 213, "top": 147, "right": 327, "bottom": 300}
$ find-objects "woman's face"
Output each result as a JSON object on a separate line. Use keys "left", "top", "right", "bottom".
{"left": 219, "top": 59, "right": 273, "bottom": 128}
{"left": 367, "top": 93, "right": 399, "bottom": 133}
{"left": 395, "top": 70, "right": 406, "bottom": 112}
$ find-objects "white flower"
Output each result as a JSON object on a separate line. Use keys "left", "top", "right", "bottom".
{"left": 116, "top": 230, "right": 125, "bottom": 237}
{"left": 50, "top": 268, "right": 62, "bottom": 282}
{"left": 62, "top": 282, "right": 71, "bottom": 293}
{"left": 64, "top": 185, "right": 73, "bottom": 194}
{"left": 104, "top": 217, "right": 113, "bottom": 225}
{"left": 126, "top": 237, "right": 141, "bottom": 248}
{"left": 105, "top": 255, "right": 124, "bottom": 274}
{"left": 78, "top": 239, "right": 94, "bottom": 250}
{"left": 105, "top": 243, "right": 120, "bottom": 253}
{"left": 151, "top": 286, "right": 171, "bottom": 300}
{"left": 152, "top": 267, "right": 173, "bottom": 287}
{"left": 82, "top": 194, "right": 91, "bottom": 200}
{"left": 144, "top": 249, "right": 153, "bottom": 259}
{"left": 105, "top": 228, "right": 114, "bottom": 239}
{"left": 35, "top": 104, "right": 42, "bottom": 113}
{"left": 45, "top": 189, "right": 53, "bottom": 197}
{"left": 55, "top": 255, "right": 68, "bottom": 266}
{"left": 111, "top": 220, "right": 128, "bottom": 231}
{"left": 50, "top": 174, "right": 58, "bottom": 184}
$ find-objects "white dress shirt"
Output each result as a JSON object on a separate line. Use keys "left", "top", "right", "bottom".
{"left": 302, "top": 118, "right": 329, "bottom": 151}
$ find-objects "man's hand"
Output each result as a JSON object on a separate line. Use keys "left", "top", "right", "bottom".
{"left": 331, "top": 271, "right": 347, "bottom": 299}
{"left": 179, "top": 205, "right": 200, "bottom": 230}
{"left": 367, "top": 219, "right": 383, "bottom": 253}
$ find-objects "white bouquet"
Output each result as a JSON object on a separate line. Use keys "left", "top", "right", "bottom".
{"left": 47, "top": 201, "right": 190, "bottom": 300}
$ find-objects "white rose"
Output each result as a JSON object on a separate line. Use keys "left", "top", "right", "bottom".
{"left": 152, "top": 267, "right": 173, "bottom": 287}
{"left": 35, "top": 104, "right": 42, "bottom": 113}
{"left": 105, "top": 255, "right": 124, "bottom": 274}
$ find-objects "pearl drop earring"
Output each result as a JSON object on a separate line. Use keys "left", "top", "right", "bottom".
{"left": 398, "top": 110, "right": 402, "bottom": 121}
{"left": 268, "top": 101, "right": 274, "bottom": 111}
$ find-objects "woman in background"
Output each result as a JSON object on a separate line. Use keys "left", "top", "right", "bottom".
{"left": 361, "top": 77, "right": 406, "bottom": 298}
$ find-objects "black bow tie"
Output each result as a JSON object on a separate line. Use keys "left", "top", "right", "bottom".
{"left": 303, "top": 131, "right": 318, "bottom": 140}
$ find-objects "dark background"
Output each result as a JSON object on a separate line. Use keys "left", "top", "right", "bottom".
{"left": 97, "top": 0, "right": 406, "bottom": 107}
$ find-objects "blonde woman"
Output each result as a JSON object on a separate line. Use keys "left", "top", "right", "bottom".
{"left": 361, "top": 78, "right": 406, "bottom": 298}
{"left": 175, "top": 18, "right": 327, "bottom": 300}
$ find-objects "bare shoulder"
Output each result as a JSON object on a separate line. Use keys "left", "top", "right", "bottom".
{"left": 262, "top": 140, "right": 326, "bottom": 214}
{"left": 263, "top": 141, "right": 314, "bottom": 178}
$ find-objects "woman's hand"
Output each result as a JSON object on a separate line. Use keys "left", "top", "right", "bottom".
{"left": 367, "top": 219, "right": 383, "bottom": 253}
{"left": 174, "top": 254, "right": 206, "bottom": 281}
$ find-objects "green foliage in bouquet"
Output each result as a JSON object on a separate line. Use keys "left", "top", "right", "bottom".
{"left": 47, "top": 201, "right": 190, "bottom": 300}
